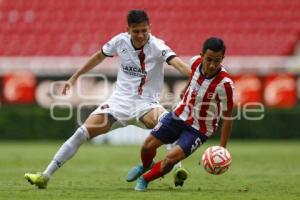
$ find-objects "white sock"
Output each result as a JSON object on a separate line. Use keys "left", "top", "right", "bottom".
{"left": 43, "top": 126, "right": 89, "bottom": 178}
{"left": 166, "top": 143, "right": 182, "bottom": 169}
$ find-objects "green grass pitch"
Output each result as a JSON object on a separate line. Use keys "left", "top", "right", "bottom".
{"left": 0, "top": 140, "right": 299, "bottom": 200}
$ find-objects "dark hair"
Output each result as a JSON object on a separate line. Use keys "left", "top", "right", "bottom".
{"left": 127, "top": 10, "right": 150, "bottom": 25}
{"left": 202, "top": 37, "right": 226, "bottom": 55}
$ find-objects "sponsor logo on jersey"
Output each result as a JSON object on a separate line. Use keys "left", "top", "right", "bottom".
{"left": 121, "top": 48, "right": 128, "bottom": 54}
{"left": 162, "top": 49, "right": 171, "bottom": 56}
{"left": 121, "top": 64, "right": 146, "bottom": 77}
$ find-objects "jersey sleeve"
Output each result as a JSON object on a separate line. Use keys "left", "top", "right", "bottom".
{"left": 189, "top": 56, "right": 201, "bottom": 67}
{"left": 217, "top": 80, "right": 235, "bottom": 111}
{"left": 189, "top": 56, "right": 202, "bottom": 78}
{"left": 153, "top": 39, "right": 176, "bottom": 64}
{"left": 101, "top": 34, "right": 121, "bottom": 57}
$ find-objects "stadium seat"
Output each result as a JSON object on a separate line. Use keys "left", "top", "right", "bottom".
{"left": 0, "top": 0, "right": 299, "bottom": 56}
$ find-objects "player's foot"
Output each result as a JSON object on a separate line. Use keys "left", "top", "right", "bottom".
{"left": 126, "top": 164, "right": 146, "bottom": 182}
{"left": 173, "top": 167, "right": 189, "bottom": 187}
{"left": 134, "top": 177, "right": 148, "bottom": 191}
{"left": 24, "top": 172, "right": 49, "bottom": 189}
{"left": 126, "top": 162, "right": 154, "bottom": 182}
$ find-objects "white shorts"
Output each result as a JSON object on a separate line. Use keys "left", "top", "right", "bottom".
{"left": 91, "top": 95, "right": 164, "bottom": 126}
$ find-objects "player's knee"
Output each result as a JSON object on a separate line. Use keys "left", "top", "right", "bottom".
{"left": 141, "top": 141, "right": 155, "bottom": 154}
{"left": 85, "top": 124, "right": 112, "bottom": 138}
{"left": 84, "top": 115, "right": 115, "bottom": 138}
{"left": 141, "top": 142, "right": 153, "bottom": 153}
{"left": 142, "top": 135, "right": 160, "bottom": 152}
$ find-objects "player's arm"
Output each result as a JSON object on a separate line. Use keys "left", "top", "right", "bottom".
{"left": 168, "top": 56, "right": 191, "bottom": 77}
{"left": 62, "top": 51, "right": 106, "bottom": 95}
{"left": 219, "top": 109, "right": 233, "bottom": 148}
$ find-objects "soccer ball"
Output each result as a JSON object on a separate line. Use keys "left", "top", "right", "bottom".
{"left": 201, "top": 146, "right": 232, "bottom": 175}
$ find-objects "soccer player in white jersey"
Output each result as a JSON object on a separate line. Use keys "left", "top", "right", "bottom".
{"left": 128, "top": 37, "right": 235, "bottom": 191}
{"left": 24, "top": 10, "right": 191, "bottom": 189}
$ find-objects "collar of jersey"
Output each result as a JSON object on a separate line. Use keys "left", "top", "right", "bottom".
{"left": 199, "top": 64, "right": 222, "bottom": 80}
{"left": 130, "top": 37, "right": 150, "bottom": 50}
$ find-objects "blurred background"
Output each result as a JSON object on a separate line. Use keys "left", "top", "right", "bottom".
{"left": 1, "top": 0, "right": 300, "bottom": 143}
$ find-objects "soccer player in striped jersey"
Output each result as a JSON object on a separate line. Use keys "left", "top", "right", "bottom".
{"left": 24, "top": 10, "right": 191, "bottom": 189}
{"left": 128, "top": 37, "right": 235, "bottom": 191}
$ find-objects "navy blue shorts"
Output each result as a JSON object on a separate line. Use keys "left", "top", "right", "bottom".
{"left": 151, "top": 112, "right": 208, "bottom": 157}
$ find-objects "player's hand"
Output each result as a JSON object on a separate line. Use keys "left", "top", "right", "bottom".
{"left": 61, "top": 77, "right": 76, "bottom": 95}
{"left": 62, "top": 81, "right": 72, "bottom": 95}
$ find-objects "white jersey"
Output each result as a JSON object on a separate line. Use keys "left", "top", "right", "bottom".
{"left": 174, "top": 56, "right": 234, "bottom": 136}
{"left": 102, "top": 32, "right": 176, "bottom": 101}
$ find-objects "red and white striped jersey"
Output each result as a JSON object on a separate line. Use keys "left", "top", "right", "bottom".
{"left": 174, "top": 56, "right": 234, "bottom": 137}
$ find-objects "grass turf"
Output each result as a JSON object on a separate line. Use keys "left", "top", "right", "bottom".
{"left": 0, "top": 140, "right": 299, "bottom": 200}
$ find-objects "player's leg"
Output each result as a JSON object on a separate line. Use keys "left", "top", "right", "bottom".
{"left": 126, "top": 134, "right": 163, "bottom": 182}
{"left": 24, "top": 113, "right": 115, "bottom": 188}
{"left": 126, "top": 106, "right": 163, "bottom": 182}
{"left": 166, "top": 143, "right": 181, "bottom": 167}
{"left": 127, "top": 110, "right": 177, "bottom": 182}
{"left": 135, "top": 124, "right": 207, "bottom": 191}
{"left": 150, "top": 145, "right": 186, "bottom": 177}
{"left": 139, "top": 106, "right": 165, "bottom": 129}
{"left": 133, "top": 112, "right": 183, "bottom": 190}
{"left": 135, "top": 145, "right": 186, "bottom": 191}
{"left": 166, "top": 142, "right": 189, "bottom": 186}
{"left": 140, "top": 107, "right": 187, "bottom": 186}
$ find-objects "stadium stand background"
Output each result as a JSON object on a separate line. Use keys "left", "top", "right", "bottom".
{"left": 1, "top": 0, "right": 300, "bottom": 56}
{"left": 0, "top": 0, "right": 300, "bottom": 141}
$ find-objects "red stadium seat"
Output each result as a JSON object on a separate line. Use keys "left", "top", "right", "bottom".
{"left": 0, "top": 0, "right": 299, "bottom": 56}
